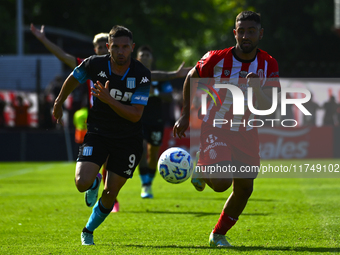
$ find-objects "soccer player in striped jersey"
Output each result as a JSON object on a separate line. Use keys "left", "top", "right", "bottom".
{"left": 173, "top": 11, "right": 280, "bottom": 248}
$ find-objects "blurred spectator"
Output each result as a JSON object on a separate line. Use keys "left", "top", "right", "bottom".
{"left": 303, "top": 93, "right": 320, "bottom": 126}
{"left": 45, "top": 75, "right": 64, "bottom": 101}
{"left": 39, "top": 95, "right": 55, "bottom": 130}
{"left": 10, "top": 95, "right": 33, "bottom": 128}
{"left": 322, "top": 95, "right": 337, "bottom": 126}
{"left": 0, "top": 95, "right": 6, "bottom": 128}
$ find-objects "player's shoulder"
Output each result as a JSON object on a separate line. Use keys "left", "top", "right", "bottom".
{"left": 132, "top": 58, "right": 151, "bottom": 76}
{"left": 81, "top": 54, "right": 110, "bottom": 68}
{"left": 88, "top": 54, "right": 110, "bottom": 64}
{"left": 200, "top": 47, "right": 233, "bottom": 62}
{"left": 257, "top": 49, "right": 278, "bottom": 63}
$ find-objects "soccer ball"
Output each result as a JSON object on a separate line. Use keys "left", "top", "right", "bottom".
{"left": 157, "top": 147, "right": 193, "bottom": 184}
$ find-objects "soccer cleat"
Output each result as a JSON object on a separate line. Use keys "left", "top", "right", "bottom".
{"left": 85, "top": 173, "right": 102, "bottom": 207}
{"left": 209, "top": 231, "right": 232, "bottom": 248}
{"left": 141, "top": 185, "right": 153, "bottom": 199}
{"left": 111, "top": 199, "right": 120, "bottom": 213}
{"left": 81, "top": 231, "right": 94, "bottom": 245}
{"left": 191, "top": 151, "right": 206, "bottom": 191}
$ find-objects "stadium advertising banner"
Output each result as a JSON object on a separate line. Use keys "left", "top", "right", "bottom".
{"left": 258, "top": 126, "right": 334, "bottom": 159}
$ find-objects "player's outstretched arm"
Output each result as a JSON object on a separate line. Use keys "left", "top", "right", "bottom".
{"left": 53, "top": 74, "right": 80, "bottom": 124}
{"left": 30, "top": 23, "right": 77, "bottom": 69}
{"left": 151, "top": 62, "right": 191, "bottom": 82}
{"left": 173, "top": 67, "right": 199, "bottom": 139}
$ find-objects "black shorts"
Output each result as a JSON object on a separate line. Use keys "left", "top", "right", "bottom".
{"left": 77, "top": 133, "right": 143, "bottom": 179}
{"left": 142, "top": 123, "right": 164, "bottom": 146}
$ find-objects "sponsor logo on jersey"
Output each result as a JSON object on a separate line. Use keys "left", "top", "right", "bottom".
{"left": 224, "top": 70, "right": 230, "bottom": 76}
{"left": 127, "top": 77, "right": 136, "bottom": 89}
{"left": 110, "top": 89, "right": 133, "bottom": 102}
{"left": 140, "top": 77, "right": 150, "bottom": 84}
{"left": 124, "top": 169, "right": 132, "bottom": 176}
{"left": 206, "top": 134, "right": 218, "bottom": 144}
{"left": 257, "top": 69, "right": 264, "bottom": 79}
{"left": 97, "top": 71, "right": 108, "bottom": 78}
{"left": 239, "top": 71, "right": 248, "bottom": 78}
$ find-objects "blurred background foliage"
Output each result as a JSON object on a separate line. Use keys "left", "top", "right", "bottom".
{"left": 1, "top": 0, "right": 340, "bottom": 76}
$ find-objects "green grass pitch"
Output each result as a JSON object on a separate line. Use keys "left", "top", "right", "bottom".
{"left": 0, "top": 159, "right": 339, "bottom": 254}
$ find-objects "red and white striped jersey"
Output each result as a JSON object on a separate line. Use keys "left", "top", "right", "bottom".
{"left": 195, "top": 46, "right": 280, "bottom": 132}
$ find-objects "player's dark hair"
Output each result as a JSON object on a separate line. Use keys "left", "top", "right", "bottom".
{"left": 136, "top": 45, "right": 153, "bottom": 56}
{"left": 236, "top": 11, "right": 261, "bottom": 26}
{"left": 109, "top": 25, "right": 133, "bottom": 41}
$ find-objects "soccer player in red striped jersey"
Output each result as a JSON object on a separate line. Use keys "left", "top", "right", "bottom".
{"left": 173, "top": 11, "right": 280, "bottom": 248}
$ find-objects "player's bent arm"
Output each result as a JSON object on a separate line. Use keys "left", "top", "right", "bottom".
{"left": 181, "top": 67, "right": 199, "bottom": 118}
{"left": 53, "top": 74, "right": 80, "bottom": 123}
{"left": 108, "top": 102, "right": 144, "bottom": 123}
{"left": 253, "top": 87, "right": 275, "bottom": 110}
{"left": 173, "top": 67, "right": 199, "bottom": 138}
{"left": 246, "top": 72, "right": 278, "bottom": 110}
{"left": 30, "top": 24, "right": 77, "bottom": 69}
{"left": 91, "top": 80, "right": 144, "bottom": 123}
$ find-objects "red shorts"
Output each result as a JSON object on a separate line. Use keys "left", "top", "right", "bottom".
{"left": 198, "top": 123, "right": 260, "bottom": 167}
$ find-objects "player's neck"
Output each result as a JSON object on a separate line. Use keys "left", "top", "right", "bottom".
{"left": 233, "top": 46, "right": 258, "bottom": 61}
{"left": 110, "top": 58, "right": 131, "bottom": 76}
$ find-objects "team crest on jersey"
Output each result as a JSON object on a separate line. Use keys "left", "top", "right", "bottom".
{"left": 224, "top": 70, "right": 230, "bottom": 76}
{"left": 239, "top": 71, "right": 248, "bottom": 78}
{"left": 126, "top": 77, "right": 136, "bottom": 89}
{"left": 257, "top": 69, "right": 264, "bottom": 79}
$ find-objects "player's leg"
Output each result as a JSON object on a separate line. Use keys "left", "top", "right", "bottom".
{"left": 81, "top": 134, "right": 143, "bottom": 245}
{"left": 210, "top": 159, "right": 258, "bottom": 248}
{"left": 76, "top": 135, "right": 109, "bottom": 208}
{"left": 101, "top": 160, "right": 119, "bottom": 212}
{"left": 201, "top": 161, "right": 234, "bottom": 192}
{"left": 192, "top": 129, "right": 233, "bottom": 192}
{"left": 75, "top": 161, "right": 101, "bottom": 193}
{"left": 139, "top": 125, "right": 163, "bottom": 198}
{"left": 139, "top": 140, "right": 153, "bottom": 198}
{"left": 81, "top": 171, "right": 127, "bottom": 245}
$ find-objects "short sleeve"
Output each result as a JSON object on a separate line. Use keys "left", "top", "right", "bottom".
{"left": 195, "top": 51, "right": 213, "bottom": 78}
{"left": 131, "top": 70, "right": 151, "bottom": 105}
{"left": 73, "top": 57, "right": 91, "bottom": 84}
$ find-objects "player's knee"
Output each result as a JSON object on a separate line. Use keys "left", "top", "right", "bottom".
{"left": 211, "top": 179, "right": 232, "bottom": 192}
{"left": 75, "top": 176, "right": 92, "bottom": 192}
{"left": 237, "top": 186, "right": 253, "bottom": 199}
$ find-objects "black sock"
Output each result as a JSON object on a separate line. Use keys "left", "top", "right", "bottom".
{"left": 82, "top": 227, "right": 93, "bottom": 234}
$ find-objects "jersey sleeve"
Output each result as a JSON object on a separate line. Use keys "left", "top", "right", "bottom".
{"left": 131, "top": 70, "right": 151, "bottom": 105}
{"left": 195, "top": 51, "right": 214, "bottom": 78}
{"left": 73, "top": 57, "right": 91, "bottom": 84}
{"left": 263, "top": 57, "right": 280, "bottom": 90}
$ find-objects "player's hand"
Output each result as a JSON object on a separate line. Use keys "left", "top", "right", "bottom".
{"left": 176, "top": 62, "right": 192, "bottom": 78}
{"left": 30, "top": 23, "right": 46, "bottom": 41}
{"left": 246, "top": 72, "right": 261, "bottom": 91}
{"left": 52, "top": 100, "right": 63, "bottom": 124}
{"left": 91, "top": 80, "right": 112, "bottom": 105}
{"left": 173, "top": 115, "right": 189, "bottom": 139}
